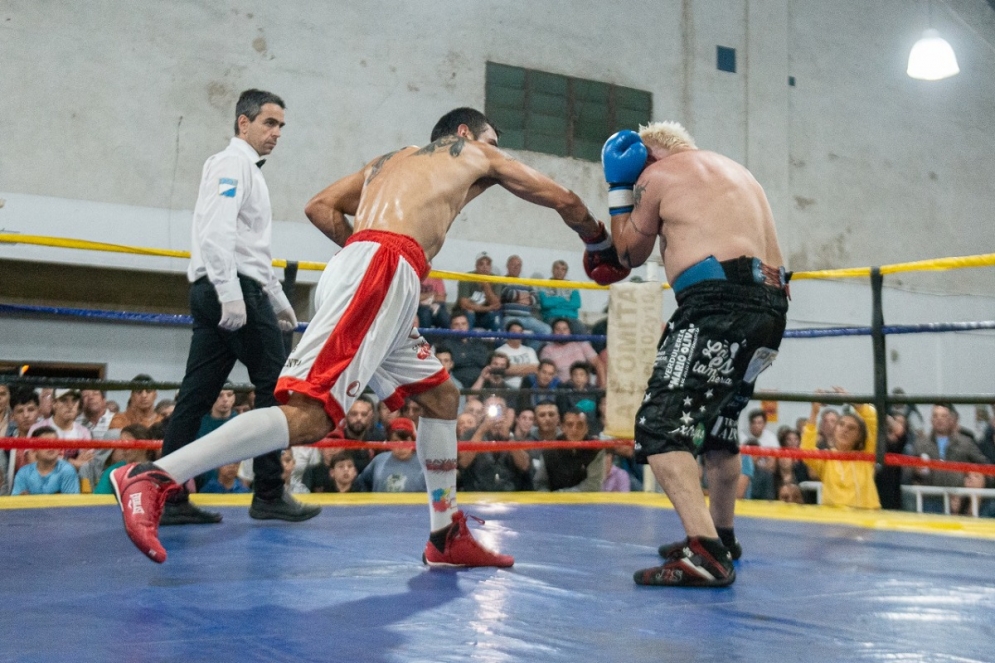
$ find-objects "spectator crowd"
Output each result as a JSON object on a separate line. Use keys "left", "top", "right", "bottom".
{"left": 1, "top": 251, "right": 992, "bottom": 516}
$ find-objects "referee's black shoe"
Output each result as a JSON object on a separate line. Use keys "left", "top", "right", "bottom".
{"left": 249, "top": 489, "right": 321, "bottom": 522}
{"left": 160, "top": 499, "right": 223, "bottom": 526}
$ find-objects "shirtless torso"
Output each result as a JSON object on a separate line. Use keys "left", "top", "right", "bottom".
{"left": 611, "top": 146, "right": 785, "bottom": 283}
{"left": 305, "top": 124, "right": 599, "bottom": 260}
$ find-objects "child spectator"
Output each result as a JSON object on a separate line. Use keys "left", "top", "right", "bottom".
{"left": 11, "top": 427, "right": 80, "bottom": 495}
{"left": 356, "top": 418, "right": 426, "bottom": 492}
{"left": 200, "top": 462, "right": 250, "bottom": 494}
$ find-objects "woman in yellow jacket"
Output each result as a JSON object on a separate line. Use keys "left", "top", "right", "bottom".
{"left": 801, "top": 388, "right": 881, "bottom": 509}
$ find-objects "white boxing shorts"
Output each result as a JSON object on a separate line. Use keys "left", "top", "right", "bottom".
{"left": 275, "top": 229, "right": 449, "bottom": 425}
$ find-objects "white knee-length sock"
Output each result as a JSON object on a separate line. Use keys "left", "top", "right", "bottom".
{"left": 416, "top": 417, "right": 458, "bottom": 531}
{"left": 156, "top": 407, "right": 290, "bottom": 485}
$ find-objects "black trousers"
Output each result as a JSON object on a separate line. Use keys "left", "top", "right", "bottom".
{"left": 162, "top": 275, "right": 286, "bottom": 500}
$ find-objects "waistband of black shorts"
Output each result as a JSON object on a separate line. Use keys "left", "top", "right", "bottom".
{"left": 671, "top": 255, "right": 791, "bottom": 295}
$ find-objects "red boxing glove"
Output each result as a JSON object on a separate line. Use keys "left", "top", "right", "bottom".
{"left": 582, "top": 222, "right": 631, "bottom": 286}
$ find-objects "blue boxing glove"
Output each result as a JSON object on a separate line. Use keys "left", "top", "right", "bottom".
{"left": 601, "top": 130, "right": 648, "bottom": 216}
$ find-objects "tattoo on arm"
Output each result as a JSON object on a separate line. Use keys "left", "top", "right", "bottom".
{"left": 633, "top": 184, "right": 645, "bottom": 208}
{"left": 414, "top": 136, "right": 465, "bottom": 157}
{"left": 365, "top": 151, "right": 399, "bottom": 184}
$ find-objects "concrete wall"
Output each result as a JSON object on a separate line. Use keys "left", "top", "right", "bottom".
{"left": 1, "top": 0, "right": 993, "bottom": 407}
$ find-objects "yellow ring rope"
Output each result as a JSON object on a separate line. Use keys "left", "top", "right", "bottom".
{"left": 2, "top": 233, "right": 993, "bottom": 289}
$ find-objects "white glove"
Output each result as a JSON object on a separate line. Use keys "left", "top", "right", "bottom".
{"left": 268, "top": 288, "right": 298, "bottom": 332}
{"left": 275, "top": 304, "right": 298, "bottom": 332}
{"left": 218, "top": 299, "right": 247, "bottom": 331}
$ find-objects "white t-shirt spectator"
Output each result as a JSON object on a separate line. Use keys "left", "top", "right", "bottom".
{"left": 495, "top": 343, "right": 540, "bottom": 389}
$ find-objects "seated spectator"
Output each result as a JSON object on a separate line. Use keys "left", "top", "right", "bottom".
{"left": 462, "top": 399, "right": 485, "bottom": 428}
{"left": 457, "top": 399, "right": 533, "bottom": 492}
{"left": 198, "top": 384, "right": 237, "bottom": 437}
{"left": 470, "top": 352, "right": 514, "bottom": 396}
{"left": 906, "top": 403, "right": 989, "bottom": 513}
{"left": 950, "top": 471, "right": 995, "bottom": 517}
{"left": 601, "top": 448, "right": 631, "bottom": 492}
{"left": 418, "top": 275, "right": 451, "bottom": 330}
{"left": 778, "top": 482, "right": 804, "bottom": 504}
{"left": 537, "top": 409, "right": 605, "bottom": 492}
{"left": 433, "top": 346, "right": 466, "bottom": 412}
{"left": 456, "top": 252, "right": 502, "bottom": 331}
{"left": 743, "top": 441, "right": 775, "bottom": 500}
{"left": 540, "top": 319, "right": 605, "bottom": 386}
{"left": 106, "top": 400, "right": 121, "bottom": 414}
{"left": 93, "top": 424, "right": 154, "bottom": 494}
{"left": 335, "top": 395, "right": 383, "bottom": 475}
{"left": 29, "top": 389, "right": 95, "bottom": 477}
{"left": 772, "top": 427, "right": 810, "bottom": 497}
{"left": 356, "top": 418, "right": 426, "bottom": 492}
{"left": 281, "top": 449, "right": 310, "bottom": 494}
{"left": 536, "top": 260, "right": 586, "bottom": 334}
{"left": 233, "top": 390, "right": 255, "bottom": 415}
{"left": 978, "top": 404, "right": 995, "bottom": 464}
{"left": 155, "top": 399, "right": 176, "bottom": 421}
{"left": 77, "top": 389, "right": 115, "bottom": 440}
{"left": 371, "top": 399, "right": 399, "bottom": 441}
{"left": 3, "top": 388, "right": 42, "bottom": 494}
{"left": 325, "top": 452, "right": 364, "bottom": 493}
{"left": 0, "top": 384, "right": 9, "bottom": 436}
{"left": 741, "top": 409, "right": 779, "bottom": 448}
{"left": 556, "top": 361, "right": 600, "bottom": 422}
{"left": 108, "top": 374, "right": 162, "bottom": 432}
{"left": 11, "top": 427, "right": 80, "bottom": 495}
{"left": 527, "top": 400, "right": 561, "bottom": 442}
{"left": 510, "top": 407, "right": 535, "bottom": 441}
{"left": 447, "top": 312, "right": 492, "bottom": 386}
{"left": 802, "top": 388, "right": 880, "bottom": 508}
{"left": 400, "top": 398, "right": 423, "bottom": 426}
{"left": 500, "top": 255, "right": 551, "bottom": 348}
{"left": 201, "top": 462, "right": 250, "bottom": 494}
{"left": 876, "top": 410, "right": 913, "bottom": 510}
{"left": 7, "top": 387, "right": 40, "bottom": 439}
{"left": 494, "top": 321, "right": 540, "bottom": 388}
{"left": 518, "top": 359, "right": 561, "bottom": 412}
{"left": 29, "top": 389, "right": 91, "bottom": 442}
{"left": 817, "top": 407, "right": 839, "bottom": 450}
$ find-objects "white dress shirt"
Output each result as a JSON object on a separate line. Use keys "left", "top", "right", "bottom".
{"left": 188, "top": 137, "right": 283, "bottom": 303}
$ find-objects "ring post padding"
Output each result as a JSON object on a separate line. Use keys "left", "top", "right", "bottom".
{"left": 604, "top": 281, "right": 663, "bottom": 439}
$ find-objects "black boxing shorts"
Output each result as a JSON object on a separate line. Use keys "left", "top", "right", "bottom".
{"left": 634, "top": 275, "right": 789, "bottom": 462}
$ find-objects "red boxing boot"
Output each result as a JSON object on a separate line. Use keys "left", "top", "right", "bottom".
{"left": 110, "top": 462, "right": 181, "bottom": 563}
{"left": 423, "top": 511, "right": 514, "bottom": 568}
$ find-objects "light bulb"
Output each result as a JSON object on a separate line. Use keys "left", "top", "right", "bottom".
{"left": 907, "top": 28, "right": 960, "bottom": 80}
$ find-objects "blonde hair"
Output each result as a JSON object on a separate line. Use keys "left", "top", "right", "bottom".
{"left": 638, "top": 121, "right": 697, "bottom": 151}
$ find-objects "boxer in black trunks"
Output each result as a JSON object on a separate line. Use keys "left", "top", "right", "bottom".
{"left": 599, "top": 122, "right": 789, "bottom": 586}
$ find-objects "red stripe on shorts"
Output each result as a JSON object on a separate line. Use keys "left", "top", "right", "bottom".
{"left": 382, "top": 367, "right": 452, "bottom": 412}
{"left": 274, "top": 240, "right": 400, "bottom": 423}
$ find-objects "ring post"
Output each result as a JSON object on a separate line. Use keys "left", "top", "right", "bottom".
{"left": 870, "top": 267, "right": 888, "bottom": 467}
{"left": 282, "top": 260, "right": 299, "bottom": 354}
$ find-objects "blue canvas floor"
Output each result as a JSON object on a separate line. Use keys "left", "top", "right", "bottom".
{"left": 2, "top": 501, "right": 994, "bottom": 663}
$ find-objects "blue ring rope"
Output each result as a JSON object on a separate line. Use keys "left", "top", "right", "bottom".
{"left": 1, "top": 303, "right": 993, "bottom": 341}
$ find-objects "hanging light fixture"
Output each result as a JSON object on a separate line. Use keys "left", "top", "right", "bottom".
{"left": 908, "top": 0, "right": 959, "bottom": 81}
{"left": 908, "top": 28, "right": 960, "bottom": 80}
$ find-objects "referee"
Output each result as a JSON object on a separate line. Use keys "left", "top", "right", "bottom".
{"left": 160, "top": 89, "right": 320, "bottom": 525}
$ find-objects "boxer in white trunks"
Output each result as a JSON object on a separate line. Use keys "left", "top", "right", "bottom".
{"left": 111, "top": 107, "right": 629, "bottom": 565}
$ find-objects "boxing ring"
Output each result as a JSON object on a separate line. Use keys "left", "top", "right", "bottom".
{"left": 2, "top": 235, "right": 995, "bottom": 662}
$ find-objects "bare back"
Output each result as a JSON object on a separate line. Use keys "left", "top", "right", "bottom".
{"left": 354, "top": 138, "right": 497, "bottom": 260}
{"left": 626, "top": 149, "right": 784, "bottom": 283}
{"left": 305, "top": 132, "right": 598, "bottom": 262}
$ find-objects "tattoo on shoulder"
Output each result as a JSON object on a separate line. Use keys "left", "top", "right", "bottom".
{"left": 365, "top": 151, "right": 399, "bottom": 184}
{"left": 633, "top": 184, "right": 646, "bottom": 208}
{"left": 414, "top": 135, "right": 465, "bottom": 157}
